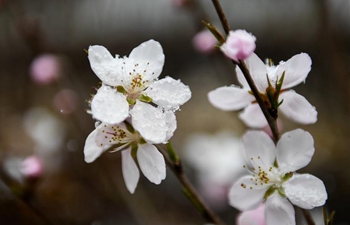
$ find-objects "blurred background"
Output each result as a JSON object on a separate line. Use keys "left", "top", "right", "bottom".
{"left": 0, "top": 0, "right": 349, "bottom": 224}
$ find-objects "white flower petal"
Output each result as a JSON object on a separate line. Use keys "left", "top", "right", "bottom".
{"left": 265, "top": 192, "right": 295, "bottom": 225}
{"left": 236, "top": 53, "right": 268, "bottom": 91}
{"left": 164, "top": 111, "right": 177, "bottom": 141}
{"left": 88, "top": 45, "right": 122, "bottom": 86}
{"left": 137, "top": 144, "right": 166, "bottom": 185}
{"left": 121, "top": 148, "right": 140, "bottom": 194}
{"left": 279, "top": 91, "right": 317, "bottom": 124}
{"left": 91, "top": 85, "right": 129, "bottom": 124}
{"left": 276, "top": 53, "right": 312, "bottom": 89}
{"left": 239, "top": 104, "right": 268, "bottom": 128}
{"left": 208, "top": 86, "right": 254, "bottom": 111}
{"left": 242, "top": 130, "right": 276, "bottom": 169}
{"left": 84, "top": 128, "right": 110, "bottom": 163}
{"left": 277, "top": 129, "right": 314, "bottom": 173}
{"left": 228, "top": 175, "right": 267, "bottom": 211}
{"left": 284, "top": 174, "right": 327, "bottom": 209}
{"left": 144, "top": 77, "right": 191, "bottom": 111}
{"left": 130, "top": 101, "right": 168, "bottom": 143}
{"left": 129, "top": 39, "right": 165, "bottom": 81}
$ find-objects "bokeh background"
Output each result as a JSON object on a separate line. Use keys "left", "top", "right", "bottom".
{"left": 0, "top": 0, "right": 349, "bottom": 224}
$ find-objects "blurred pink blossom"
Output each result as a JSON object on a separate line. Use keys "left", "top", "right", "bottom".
{"left": 237, "top": 204, "right": 266, "bottom": 225}
{"left": 221, "top": 29, "right": 256, "bottom": 61}
{"left": 53, "top": 89, "right": 79, "bottom": 115}
{"left": 29, "top": 54, "right": 60, "bottom": 85}
{"left": 192, "top": 30, "right": 218, "bottom": 54}
{"left": 20, "top": 155, "right": 44, "bottom": 178}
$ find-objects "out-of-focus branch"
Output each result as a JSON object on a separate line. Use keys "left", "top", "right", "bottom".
{"left": 157, "top": 145, "right": 227, "bottom": 225}
{"left": 0, "top": 168, "right": 55, "bottom": 225}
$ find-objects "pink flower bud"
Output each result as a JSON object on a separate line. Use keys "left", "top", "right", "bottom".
{"left": 192, "top": 30, "right": 218, "bottom": 54}
{"left": 221, "top": 29, "right": 256, "bottom": 61}
{"left": 20, "top": 155, "right": 44, "bottom": 178}
{"left": 29, "top": 54, "right": 61, "bottom": 85}
{"left": 237, "top": 204, "right": 266, "bottom": 225}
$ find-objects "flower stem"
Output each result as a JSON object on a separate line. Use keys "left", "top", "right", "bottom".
{"left": 210, "top": 0, "right": 280, "bottom": 142}
{"left": 211, "top": 0, "right": 231, "bottom": 34}
{"left": 156, "top": 145, "right": 227, "bottom": 225}
{"left": 236, "top": 60, "right": 280, "bottom": 141}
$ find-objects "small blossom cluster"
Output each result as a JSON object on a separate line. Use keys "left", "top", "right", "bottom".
{"left": 84, "top": 40, "right": 191, "bottom": 193}
{"left": 206, "top": 29, "right": 327, "bottom": 225}
{"left": 80, "top": 26, "right": 327, "bottom": 225}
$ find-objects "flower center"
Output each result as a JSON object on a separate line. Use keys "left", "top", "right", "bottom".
{"left": 241, "top": 156, "right": 282, "bottom": 190}
{"left": 105, "top": 125, "right": 128, "bottom": 143}
{"left": 96, "top": 123, "right": 142, "bottom": 152}
{"left": 118, "top": 61, "right": 155, "bottom": 103}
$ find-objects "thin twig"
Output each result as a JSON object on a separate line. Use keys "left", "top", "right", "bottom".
{"left": 236, "top": 61, "right": 280, "bottom": 141}
{"left": 211, "top": 0, "right": 231, "bottom": 34}
{"left": 157, "top": 145, "right": 227, "bottom": 225}
{"left": 210, "top": 0, "right": 280, "bottom": 142}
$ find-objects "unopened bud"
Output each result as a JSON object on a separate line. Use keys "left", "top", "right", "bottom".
{"left": 221, "top": 30, "right": 256, "bottom": 62}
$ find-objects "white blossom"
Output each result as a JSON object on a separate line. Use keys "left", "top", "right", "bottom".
{"left": 84, "top": 119, "right": 176, "bottom": 193}
{"left": 88, "top": 40, "right": 191, "bottom": 125}
{"left": 208, "top": 53, "right": 317, "bottom": 128}
{"left": 228, "top": 129, "right": 327, "bottom": 225}
{"left": 23, "top": 107, "right": 65, "bottom": 151}
{"left": 184, "top": 131, "right": 246, "bottom": 209}
{"left": 184, "top": 131, "right": 246, "bottom": 186}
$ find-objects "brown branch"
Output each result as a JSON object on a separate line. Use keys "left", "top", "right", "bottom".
{"left": 211, "top": 0, "right": 231, "bottom": 34}
{"left": 236, "top": 61, "right": 280, "bottom": 141}
{"left": 210, "top": 0, "right": 280, "bottom": 142}
{"left": 157, "top": 145, "right": 227, "bottom": 225}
